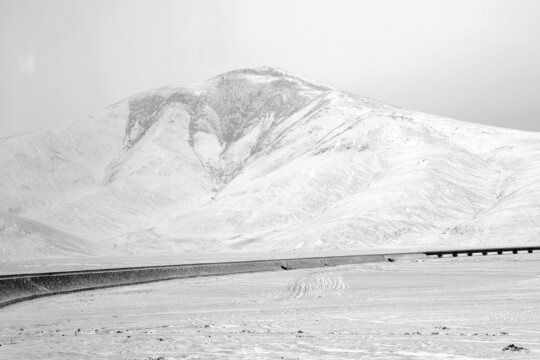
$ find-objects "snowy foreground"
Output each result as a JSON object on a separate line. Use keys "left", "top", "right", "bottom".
{"left": 1, "top": 254, "right": 539, "bottom": 359}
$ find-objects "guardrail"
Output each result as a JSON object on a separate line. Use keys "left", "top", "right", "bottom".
{"left": 1, "top": 245, "right": 538, "bottom": 309}
{"left": 425, "top": 245, "right": 540, "bottom": 258}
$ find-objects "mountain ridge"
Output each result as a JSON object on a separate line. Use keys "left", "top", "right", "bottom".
{"left": 1, "top": 67, "right": 540, "bottom": 259}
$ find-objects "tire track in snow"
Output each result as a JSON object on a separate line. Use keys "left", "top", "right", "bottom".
{"left": 277, "top": 271, "right": 347, "bottom": 300}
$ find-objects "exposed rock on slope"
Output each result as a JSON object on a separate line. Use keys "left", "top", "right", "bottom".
{"left": 1, "top": 67, "right": 539, "bottom": 258}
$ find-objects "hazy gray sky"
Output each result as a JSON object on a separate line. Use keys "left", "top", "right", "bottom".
{"left": 1, "top": 0, "right": 539, "bottom": 136}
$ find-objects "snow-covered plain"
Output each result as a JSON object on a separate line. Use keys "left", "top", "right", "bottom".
{"left": 1, "top": 254, "right": 539, "bottom": 359}
{"left": 1, "top": 67, "right": 540, "bottom": 259}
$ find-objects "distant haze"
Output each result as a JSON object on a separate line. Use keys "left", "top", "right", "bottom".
{"left": 1, "top": 0, "right": 539, "bottom": 136}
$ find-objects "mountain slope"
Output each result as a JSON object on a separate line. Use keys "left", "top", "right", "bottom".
{"left": 1, "top": 67, "right": 540, "bottom": 258}
{"left": 0, "top": 212, "right": 97, "bottom": 259}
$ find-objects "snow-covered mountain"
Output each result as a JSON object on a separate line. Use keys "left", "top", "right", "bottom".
{"left": 2, "top": 67, "right": 540, "bottom": 259}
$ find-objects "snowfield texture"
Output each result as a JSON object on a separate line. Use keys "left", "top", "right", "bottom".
{"left": 1, "top": 67, "right": 540, "bottom": 258}
{"left": 2, "top": 255, "right": 540, "bottom": 359}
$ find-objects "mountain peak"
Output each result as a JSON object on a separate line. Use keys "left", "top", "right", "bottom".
{"left": 207, "top": 66, "right": 336, "bottom": 92}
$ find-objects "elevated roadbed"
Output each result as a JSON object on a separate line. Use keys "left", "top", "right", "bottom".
{"left": 1, "top": 245, "right": 539, "bottom": 309}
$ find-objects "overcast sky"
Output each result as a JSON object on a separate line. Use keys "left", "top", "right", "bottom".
{"left": 1, "top": 0, "right": 539, "bottom": 136}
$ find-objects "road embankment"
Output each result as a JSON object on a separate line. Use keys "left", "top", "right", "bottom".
{"left": 0, "top": 252, "right": 422, "bottom": 308}
{"left": 2, "top": 245, "right": 539, "bottom": 309}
